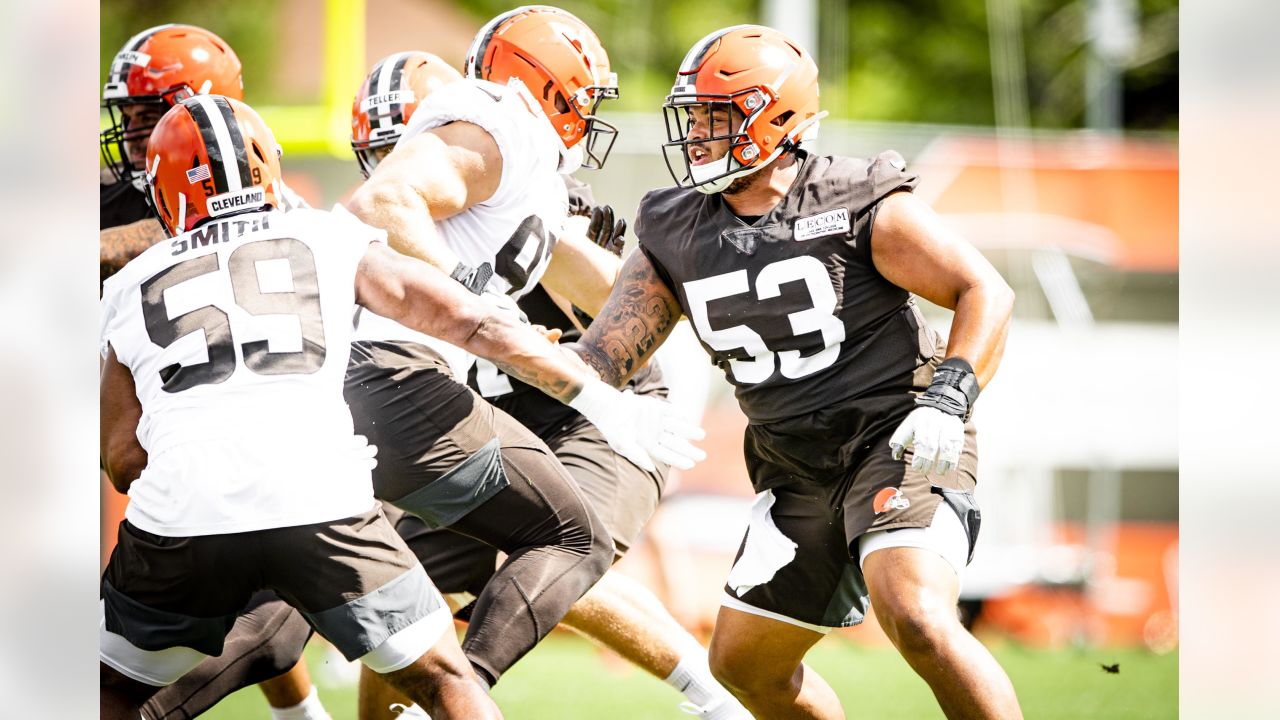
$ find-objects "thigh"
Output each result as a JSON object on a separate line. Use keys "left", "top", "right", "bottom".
{"left": 548, "top": 418, "right": 665, "bottom": 558}
{"left": 710, "top": 604, "right": 827, "bottom": 680}
{"left": 391, "top": 506, "right": 498, "bottom": 597}
{"left": 447, "top": 438, "right": 605, "bottom": 557}
{"left": 102, "top": 522, "right": 256, "bottom": 656}
{"left": 345, "top": 341, "right": 492, "bottom": 503}
{"left": 722, "top": 484, "right": 867, "bottom": 630}
{"left": 844, "top": 420, "right": 979, "bottom": 556}
{"left": 100, "top": 523, "right": 260, "bottom": 686}
{"left": 261, "top": 505, "right": 447, "bottom": 662}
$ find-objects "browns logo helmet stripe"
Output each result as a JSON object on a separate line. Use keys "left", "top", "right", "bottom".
{"left": 105, "top": 24, "right": 175, "bottom": 91}
{"left": 350, "top": 51, "right": 462, "bottom": 177}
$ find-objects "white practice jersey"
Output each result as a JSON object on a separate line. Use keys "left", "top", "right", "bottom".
{"left": 354, "top": 78, "right": 569, "bottom": 371}
{"left": 101, "top": 206, "right": 383, "bottom": 537}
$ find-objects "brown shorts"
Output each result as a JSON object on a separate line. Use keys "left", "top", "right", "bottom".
{"left": 726, "top": 400, "right": 980, "bottom": 628}
{"left": 345, "top": 340, "right": 550, "bottom": 526}
{"left": 101, "top": 505, "right": 440, "bottom": 661}
{"left": 389, "top": 414, "right": 666, "bottom": 595}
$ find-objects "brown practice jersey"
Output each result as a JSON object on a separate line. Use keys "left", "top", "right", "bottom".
{"left": 637, "top": 150, "right": 938, "bottom": 425}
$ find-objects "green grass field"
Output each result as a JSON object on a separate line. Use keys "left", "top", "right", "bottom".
{"left": 200, "top": 633, "right": 1177, "bottom": 719}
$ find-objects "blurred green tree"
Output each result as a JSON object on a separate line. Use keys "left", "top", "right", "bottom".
{"left": 100, "top": 0, "right": 1175, "bottom": 130}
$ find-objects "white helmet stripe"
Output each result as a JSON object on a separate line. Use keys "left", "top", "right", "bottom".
{"left": 107, "top": 24, "right": 176, "bottom": 87}
{"left": 373, "top": 52, "right": 409, "bottom": 132}
{"left": 189, "top": 95, "right": 243, "bottom": 193}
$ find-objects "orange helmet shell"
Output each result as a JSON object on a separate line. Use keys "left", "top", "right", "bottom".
{"left": 351, "top": 51, "right": 462, "bottom": 177}
{"left": 465, "top": 5, "right": 619, "bottom": 167}
{"left": 103, "top": 24, "right": 243, "bottom": 104}
{"left": 145, "top": 96, "right": 282, "bottom": 237}
{"left": 663, "top": 25, "right": 823, "bottom": 191}
{"left": 102, "top": 24, "right": 244, "bottom": 185}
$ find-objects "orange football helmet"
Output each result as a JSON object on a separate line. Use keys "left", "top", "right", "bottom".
{"left": 464, "top": 5, "right": 619, "bottom": 170}
{"left": 351, "top": 51, "right": 463, "bottom": 178}
{"left": 144, "top": 95, "right": 282, "bottom": 237}
{"left": 662, "top": 25, "right": 825, "bottom": 193}
{"left": 102, "top": 24, "right": 244, "bottom": 185}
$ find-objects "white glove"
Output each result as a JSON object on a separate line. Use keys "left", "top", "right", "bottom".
{"left": 888, "top": 406, "right": 964, "bottom": 476}
{"left": 569, "top": 378, "right": 707, "bottom": 471}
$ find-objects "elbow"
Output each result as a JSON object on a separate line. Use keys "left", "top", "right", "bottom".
{"left": 348, "top": 178, "right": 419, "bottom": 225}
{"left": 994, "top": 279, "right": 1015, "bottom": 321}
{"left": 102, "top": 442, "right": 145, "bottom": 495}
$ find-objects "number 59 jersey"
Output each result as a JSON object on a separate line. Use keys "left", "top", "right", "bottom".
{"left": 637, "top": 151, "right": 936, "bottom": 425}
{"left": 100, "top": 207, "right": 383, "bottom": 537}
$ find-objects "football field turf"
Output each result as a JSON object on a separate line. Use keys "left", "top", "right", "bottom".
{"left": 200, "top": 633, "right": 1177, "bottom": 719}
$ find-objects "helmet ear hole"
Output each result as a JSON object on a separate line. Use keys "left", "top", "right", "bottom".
{"left": 771, "top": 110, "right": 794, "bottom": 127}
{"left": 553, "top": 92, "right": 571, "bottom": 114}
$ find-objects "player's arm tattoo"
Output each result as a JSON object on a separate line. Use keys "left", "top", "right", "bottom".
{"left": 570, "top": 249, "right": 682, "bottom": 388}
{"left": 101, "top": 218, "right": 166, "bottom": 285}
{"left": 463, "top": 315, "right": 585, "bottom": 403}
{"left": 490, "top": 355, "right": 579, "bottom": 403}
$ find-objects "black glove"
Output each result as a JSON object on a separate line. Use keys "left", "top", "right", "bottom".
{"left": 449, "top": 261, "right": 493, "bottom": 295}
{"left": 915, "top": 357, "right": 980, "bottom": 421}
{"left": 587, "top": 205, "right": 627, "bottom": 257}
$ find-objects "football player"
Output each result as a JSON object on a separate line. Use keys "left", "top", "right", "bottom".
{"left": 128, "top": 34, "right": 704, "bottom": 717}
{"left": 571, "top": 25, "right": 1024, "bottom": 720}
{"left": 101, "top": 94, "right": 697, "bottom": 720}
{"left": 349, "top": 46, "right": 747, "bottom": 719}
{"left": 100, "top": 24, "right": 306, "bottom": 286}
{"left": 99, "top": 23, "right": 328, "bottom": 720}
{"left": 345, "top": 7, "right": 711, "bottom": 696}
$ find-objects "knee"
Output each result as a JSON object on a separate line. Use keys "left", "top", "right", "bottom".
{"left": 708, "top": 648, "right": 744, "bottom": 692}
{"left": 585, "top": 525, "right": 615, "bottom": 575}
{"left": 708, "top": 644, "right": 791, "bottom": 700}
{"left": 387, "top": 648, "right": 475, "bottom": 705}
{"left": 257, "top": 609, "right": 312, "bottom": 677}
{"left": 562, "top": 520, "right": 614, "bottom": 588}
{"left": 875, "top": 598, "right": 960, "bottom": 657}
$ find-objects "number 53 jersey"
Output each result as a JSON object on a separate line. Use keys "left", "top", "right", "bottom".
{"left": 637, "top": 151, "right": 938, "bottom": 426}
{"left": 100, "top": 207, "right": 383, "bottom": 537}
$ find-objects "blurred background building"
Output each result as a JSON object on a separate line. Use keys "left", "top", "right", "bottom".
{"left": 101, "top": 0, "right": 1178, "bottom": 653}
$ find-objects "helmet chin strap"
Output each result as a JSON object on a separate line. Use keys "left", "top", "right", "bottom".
{"left": 691, "top": 112, "right": 828, "bottom": 195}
{"left": 558, "top": 143, "right": 583, "bottom": 175}
{"left": 692, "top": 143, "right": 782, "bottom": 195}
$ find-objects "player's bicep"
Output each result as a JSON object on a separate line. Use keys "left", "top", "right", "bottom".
{"left": 357, "top": 122, "right": 501, "bottom": 220}
{"left": 870, "top": 191, "right": 1001, "bottom": 310}
{"left": 540, "top": 222, "right": 621, "bottom": 317}
{"left": 573, "top": 249, "right": 683, "bottom": 387}
{"left": 100, "top": 345, "right": 146, "bottom": 493}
